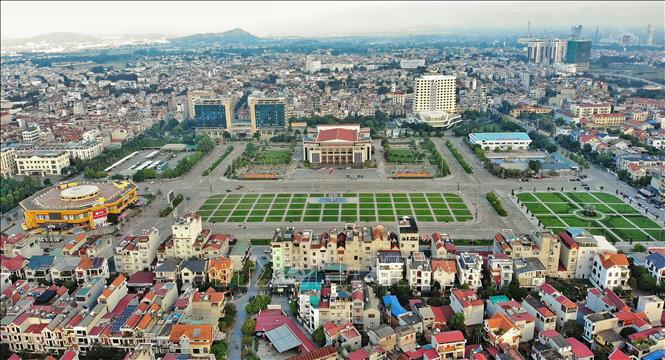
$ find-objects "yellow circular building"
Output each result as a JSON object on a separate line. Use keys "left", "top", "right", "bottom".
{"left": 20, "top": 180, "right": 138, "bottom": 230}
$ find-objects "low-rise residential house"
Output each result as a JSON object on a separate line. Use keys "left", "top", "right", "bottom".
{"left": 492, "top": 297, "right": 536, "bottom": 343}
{"left": 114, "top": 228, "right": 161, "bottom": 274}
{"left": 368, "top": 324, "right": 397, "bottom": 350}
{"left": 432, "top": 330, "right": 466, "bottom": 359}
{"left": 98, "top": 274, "right": 128, "bottom": 312}
{"left": 586, "top": 287, "right": 631, "bottom": 313}
{"left": 456, "top": 252, "right": 482, "bottom": 289}
{"left": 431, "top": 232, "right": 455, "bottom": 258}
{"left": 74, "top": 257, "right": 109, "bottom": 284}
{"left": 0, "top": 233, "right": 42, "bottom": 258}
{"left": 406, "top": 252, "right": 431, "bottom": 293}
{"left": 376, "top": 250, "right": 404, "bottom": 287}
{"left": 590, "top": 253, "right": 630, "bottom": 290}
{"left": 582, "top": 311, "right": 618, "bottom": 343}
{"left": 395, "top": 324, "right": 417, "bottom": 352}
{"left": 206, "top": 256, "right": 232, "bottom": 286}
{"left": 485, "top": 312, "right": 521, "bottom": 349}
{"left": 397, "top": 216, "right": 420, "bottom": 257}
{"left": 323, "top": 322, "right": 362, "bottom": 350}
{"left": 154, "top": 258, "right": 180, "bottom": 283}
{"left": 180, "top": 259, "right": 207, "bottom": 286}
{"left": 74, "top": 276, "right": 105, "bottom": 309}
{"left": 645, "top": 252, "right": 665, "bottom": 283}
{"left": 487, "top": 254, "right": 513, "bottom": 288}
{"left": 450, "top": 288, "right": 484, "bottom": 326}
{"left": 522, "top": 295, "right": 556, "bottom": 334}
{"left": 540, "top": 283, "right": 578, "bottom": 330}
{"left": 636, "top": 295, "right": 664, "bottom": 324}
{"left": 24, "top": 256, "right": 55, "bottom": 283}
{"left": 431, "top": 258, "right": 456, "bottom": 290}
{"left": 513, "top": 258, "right": 546, "bottom": 289}
{"left": 361, "top": 286, "right": 381, "bottom": 330}
{"left": 50, "top": 256, "right": 81, "bottom": 283}
{"left": 168, "top": 324, "right": 213, "bottom": 357}
{"left": 0, "top": 255, "right": 27, "bottom": 278}
{"left": 191, "top": 288, "right": 226, "bottom": 318}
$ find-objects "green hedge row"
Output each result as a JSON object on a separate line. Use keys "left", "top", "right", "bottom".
{"left": 445, "top": 140, "right": 473, "bottom": 174}
{"left": 159, "top": 194, "right": 183, "bottom": 217}
{"left": 203, "top": 146, "right": 235, "bottom": 176}
{"left": 486, "top": 192, "right": 507, "bottom": 217}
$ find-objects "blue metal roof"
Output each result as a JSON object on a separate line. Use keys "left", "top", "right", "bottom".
{"left": 27, "top": 256, "right": 54, "bottom": 270}
{"left": 383, "top": 295, "right": 407, "bottom": 318}
{"left": 470, "top": 132, "right": 531, "bottom": 141}
{"left": 643, "top": 350, "right": 665, "bottom": 360}
{"left": 646, "top": 253, "right": 665, "bottom": 270}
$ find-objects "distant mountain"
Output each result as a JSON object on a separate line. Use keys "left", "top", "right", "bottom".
{"left": 2, "top": 32, "right": 100, "bottom": 47}
{"left": 170, "top": 28, "right": 262, "bottom": 46}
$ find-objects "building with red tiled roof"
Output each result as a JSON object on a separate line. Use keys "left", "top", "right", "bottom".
{"left": 168, "top": 324, "right": 213, "bottom": 355}
{"left": 451, "top": 288, "right": 484, "bottom": 326}
{"left": 539, "top": 283, "right": 578, "bottom": 329}
{"left": 207, "top": 256, "right": 233, "bottom": 286}
{"left": 287, "top": 345, "right": 337, "bottom": 360}
{"left": 303, "top": 124, "right": 372, "bottom": 168}
{"left": 432, "top": 330, "right": 466, "bottom": 359}
{"left": 431, "top": 258, "right": 456, "bottom": 289}
{"left": 590, "top": 253, "right": 630, "bottom": 290}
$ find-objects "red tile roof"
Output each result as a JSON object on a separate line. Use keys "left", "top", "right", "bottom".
{"left": 567, "top": 337, "right": 593, "bottom": 358}
{"left": 287, "top": 346, "right": 336, "bottom": 360}
{"left": 316, "top": 128, "right": 358, "bottom": 142}
{"left": 434, "top": 330, "right": 465, "bottom": 344}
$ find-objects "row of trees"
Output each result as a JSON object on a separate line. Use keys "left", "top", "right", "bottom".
{"left": 0, "top": 176, "right": 42, "bottom": 213}
{"left": 421, "top": 137, "right": 450, "bottom": 176}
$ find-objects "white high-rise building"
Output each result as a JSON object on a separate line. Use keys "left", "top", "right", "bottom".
{"left": 527, "top": 40, "right": 548, "bottom": 63}
{"left": 305, "top": 55, "right": 321, "bottom": 74}
{"left": 647, "top": 24, "right": 654, "bottom": 46}
{"left": 546, "top": 39, "right": 567, "bottom": 64}
{"left": 413, "top": 75, "right": 457, "bottom": 113}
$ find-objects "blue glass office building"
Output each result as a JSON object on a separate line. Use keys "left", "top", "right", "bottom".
{"left": 195, "top": 104, "right": 227, "bottom": 128}
{"left": 254, "top": 103, "right": 285, "bottom": 128}
{"left": 566, "top": 40, "right": 592, "bottom": 66}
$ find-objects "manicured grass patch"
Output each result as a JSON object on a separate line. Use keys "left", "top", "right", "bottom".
{"left": 600, "top": 216, "right": 636, "bottom": 229}
{"left": 341, "top": 216, "right": 358, "bottom": 222}
{"left": 359, "top": 209, "right": 376, "bottom": 215}
{"left": 378, "top": 209, "right": 394, "bottom": 215}
{"left": 341, "top": 210, "right": 357, "bottom": 216}
{"left": 212, "top": 210, "right": 231, "bottom": 217}
{"left": 645, "top": 229, "right": 665, "bottom": 241}
{"left": 558, "top": 216, "right": 599, "bottom": 228}
{"left": 227, "top": 216, "right": 246, "bottom": 222}
{"left": 303, "top": 216, "right": 320, "bottom": 222}
{"left": 235, "top": 204, "right": 254, "bottom": 210}
{"left": 612, "top": 228, "right": 650, "bottom": 242}
{"left": 436, "top": 216, "right": 455, "bottom": 222}
{"left": 517, "top": 193, "right": 538, "bottom": 202}
{"left": 455, "top": 216, "right": 473, "bottom": 222}
{"left": 322, "top": 216, "right": 338, "bottom": 222}
{"left": 249, "top": 210, "right": 267, "bottom": 217}
{"left": 451, "top": 209, "right": 472, "bottom": 216}
{"left": 231, "top": 210, "right": 250, "bottom": 217}
{"left": 253, "top": 203, "right": 271, "bottom": 209}
{"left": 535, "top": 193, "right": 568, "bottom": 203}
{"left": 417, "top": 216, "right": 435, "bottom": 222}
{"left": 199, "top": 204, "right": 218, "bottom": 210}
{"left": 565, "top": 193, "right": 599, "bottom": 204}
{"left": 305, "top": 209, "right": 321, "bottom": 216}
{"left": 547, "top": 203, "right": 577, "bottom": 214}
{"left": 360, "top": 215, "right": 377, "bottom": 222}
{"left": 539, "top": 217, "right": 566, "bottom": 228}
{"left": 247, "top": 217, "right": 265, "bottom": 222}
{"left": 284, "top": 215, "right": 302, "bottom": 222}
{"left": 526, "top": 203, "right": 552, "bottom": 214}
{"left": 288, "top": 203, "right": 306, "bottom": 210}
{"left": 608, "top": 204, "right": 641, "bottom": 214}
{"left": 266, "top": 216, "right": 283, "bottom": 222}
{"left": 256, "top": 149, "right": 292, "bottom": 165}
{"left": 625, "top": 216, "right": 661, "bottom": 229}
{"left": 415, "top": 209, "right": 433, "bottom": 216}
{"left": 433, "top": 209, "right": 451, "bottom": 216}
{"left": 323, "top": 209, "right": 339, "bottom": 216}
{"left": 412, "top": 202, "right": 430, "bottom": 209}
{"left": 272, "top": 203, "right": 288, "bottom": 209}
{"left": 448, "top": 203, "right": 467, "bottom": 209}
{"left": 591, "top": 192, "right": 624, "bottom": 203}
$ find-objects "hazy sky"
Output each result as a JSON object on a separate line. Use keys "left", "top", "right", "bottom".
{"left": 1, "top": 1, "right": 663, "bottom": 39}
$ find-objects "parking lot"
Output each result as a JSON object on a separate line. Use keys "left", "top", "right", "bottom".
{"left": 108, "top": 149, "right": 193, "bottom": 177}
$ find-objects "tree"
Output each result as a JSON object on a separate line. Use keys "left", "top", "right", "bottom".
{"left": 312, "top": 326, "right": 326, "bottom": 347}
{"left": 245, "top": 295, "right": 271, "bottom": 315}
{"left": 633, "top": 244, "right": 647, "bottom": 253}
{"left": 211, "top": 341, "right": 228, "bottom": 360}
{"left": 528, "top": 160, "right": 542, "bottom": 173}
{"left": 563, "top": 320, "right": 583, "bottom": 339}
{"left": 223, "top": 131, "right": 232, "bottom": 140}
{"left": 253, "top": 132, "right": 261, "bottom": 141}
{"left": 241, "top": 319, "right": 256, "bottom": 336}
{"left": 507, "top": 278, "right": 528, "bottom": 301}
{"left": 449, "top": 313, "right": 465, "bottom": 331}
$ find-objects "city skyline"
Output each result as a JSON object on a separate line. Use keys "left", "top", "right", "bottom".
{"left": 1, "top": 1, "right": 663, "bottom": 39}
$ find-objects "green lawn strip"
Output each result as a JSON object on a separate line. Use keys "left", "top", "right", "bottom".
{"left": 433, "top": 209, "right": 451, "bottom": 216}
{"left": 305, "top": 209, "right": 321, "bottom": 216}
{"left": 451, "top": 209, "right": 472, "bottom": 216}
{"left": 231, "top": 209, "right": 250, "bottom": 216}
{"left": 360, "top": 203, "right": 376, "bottom": 209}
{"left": 412, "top": 202, "right": 430, "bottom": 209}
{"left": 517, "top": 193, "right": 538, "bottom": 202}
{"left": 360, "top": 215, "right": 377, "bottom": 222}
{"left": 539, "top": 216, "right": 566, "bottom": 228}
{"left": 199, "top": 204, "right": 219, "bottom": 210}
{"left": 307, "top": 203, "right": 323, "bottom": 209}
{"left": 607, "top": 204, "right": 641, "bottom": 214}
{"left": 415, "top": 209, "right": 433, "bottom": 216}
{"left": 436, "top": 216, "right": 455, "bottom": 222}
{"left": 547, "top": 203, "right": 577, "bottom": 214}
{"left": 448, "top": 203, "right": 468, "bottom": 209}
{"left": 524, "top": 203, "right": 552, "bottom": 214}
{"left": 198, "top": 211, "right": 214, "bottom": 217}
{"left": 322, "top": 216, "right": 339, "bottom": 222}
{"left": 376, "top": 197, "right": 393, "bottom": 203}
{"left": 359, "top": 209, "right": 376, "bottom": 215}
{"left": 417, "top": 216, "right": 435, "bottom": 222}
{"left": 253, "top": 203, "right": 271, "bottom": 210}
{"left": 600, "top": 216, "right": 636, "bottom": 229}
{"left": 235, "top": 204, "right": 254, "bottom": 210}
{"left": 288, "top": 203, "right": 306, "bottom": 210}
{"left": 341, "top": 216, "right": 358, "bottom": 222}
{"left": 323, "top": 209, "right": 339, "bottom": 216}
{"left": 593, "top": 204, "right": 616, "bottom": 214}
{"left": 624, "top": 215, "right": 661, "bottom": 229}
{"left": 341, "top": 209, "right": 357, "bottom": 216}
{"left": 266, "top": 216, "right": 284, "bottom": 222}
{"left": 376, "top": 203, "right": 393, "bottom": 209}
{"left": 209, "top": 216, "right": 227, "bottom": 223}
{"left": 455, "top": 216, "right": 473, "bottom": 222}
{"left": 644, "top": 229, "right": 665, "bottom": 241}
{"left": 590, "top": 192, "right": 624, "bottom": 203}
{"left": 268, "top": 210, "right": 285, "bottom": 217}
{"left": 303, "top": 216, "right": 321, "bottom": 222}
{"left": 379, "top": 216, "right": 396, "bottom": 222}
{"left": 535, "top": 193, "right": 568, "bottom": 203}
{"left": 250, "top": 210, "right": 267, "bottom": 217}
{"left": 219, "top": 204, "right": 237, "bottom": 210}
{"left": 272, "top": 203, "right": 288, "bottom": 209}
{"left": 227, "top": 216, "right": 246, "bottom": 222}
{"left": 276, "top": 193, "right": 292, "bottom": 198}
{"left": 613, "top": 228, "right": 651, "bottom": 242}
{"left": 285, "top": 215, "right": 302, "bottom": 222}
{"left": 212, "top": 210, "right": 231, "bottom": 217}
{"left": 247, "top": 217, "right": 265, "bottom": 223}
{"left": 378, "top": 209, "right": 394, "bottom": 215}
{"left": 558, "top": 216, "right": 600, "bottom": 228}
{"left": 565, "top": 192, "right": 599, "bottom": 204}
